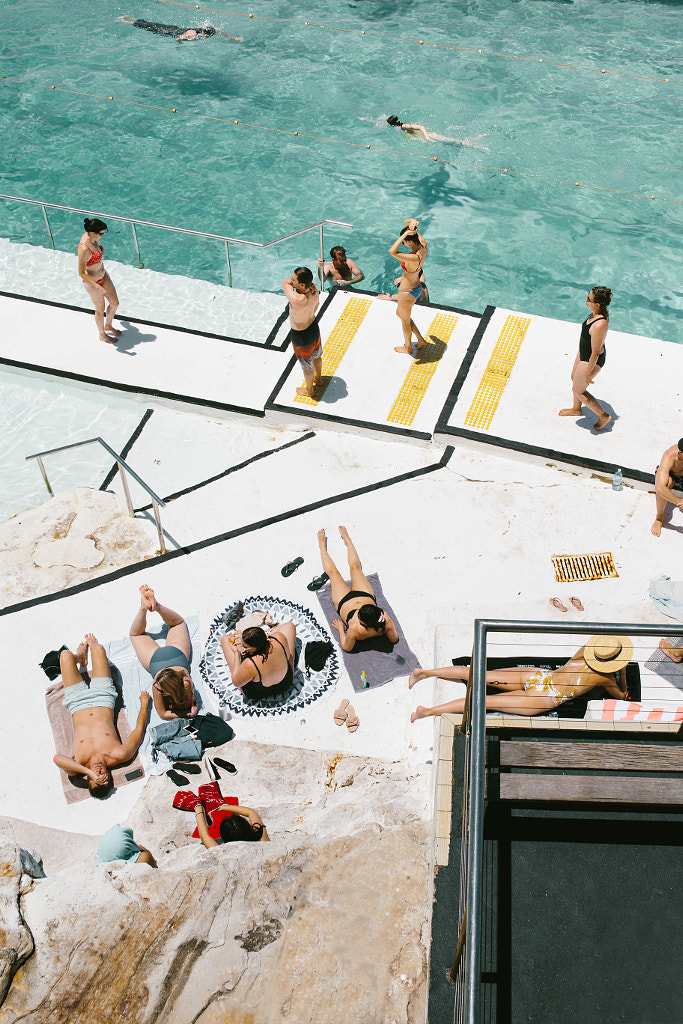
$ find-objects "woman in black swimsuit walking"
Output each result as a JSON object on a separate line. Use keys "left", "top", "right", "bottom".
{"left": 318, "top": 527, "right": 399, "bottom": 653}
{"left": 220, "top": 622, "right": 296, "bottom": 700}
{"left": 559, "top": 286, "right": 612, "bottom": 430}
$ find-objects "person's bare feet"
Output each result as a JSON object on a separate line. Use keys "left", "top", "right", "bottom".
{"left": 105, "top": 325, "right": 122, "bottom": 336}
{"left": 411, "top": 705, "right": 429, "bottom": 723}
{"left": 75, "top": 641, "right": 88, "bottom": 667}
{"left": 317, "top": 528, "right": 327, "bottom": 554}
{"left": 339, "top": 525, "right": 351, "bottom": 546}
{"left": 659, "top": 638, "right": 683, "bottom": 663}
{"left": 296, "top": 385, "right": 314, "bottom": 398}
{"left": 651, "top": 519, "right": 663, "bottom": 537}
{"left": 139, "top": 584, "right": 157, "bottom": 612}
{"left": 409, "top": 668, "right": 426, "bottom": 689}
{"left": 99, "top": 334, "right": 117, "bottom": 344}
{"left": 559, "top": 406, "right": 582, "bottom": 417}
{"left": 84, "top": 632, "right": 100, "bottom": 648}
{"left": 594, "top": 413, "right": 612, "bottom": 430}
{"left": 394, "top": 345, "right": 412, "bottom": 354}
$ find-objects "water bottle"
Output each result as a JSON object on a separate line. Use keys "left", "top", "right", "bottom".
{"left": 612, "top": 467, "right": 623, "bottom": 491}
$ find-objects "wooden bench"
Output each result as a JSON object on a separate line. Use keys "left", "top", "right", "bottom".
{"left": 486, "top": 735, "right": 683, "bottom": 805}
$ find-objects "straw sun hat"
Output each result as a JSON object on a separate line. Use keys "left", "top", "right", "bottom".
{"left": 583, "top": 635, "right": 633, "bottom": 673}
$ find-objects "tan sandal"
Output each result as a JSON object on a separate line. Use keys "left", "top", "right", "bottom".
{"left": 549, "top": 598, "right": 567, "bottom": 612}
{"left": 334, "top": 698, "right": 350, "bottom": 726}
{"left": 345, "top": 705, "right": 360, "bottom": 733}
{"left": 570, "top": 596, "right": 584, "bottom": 611}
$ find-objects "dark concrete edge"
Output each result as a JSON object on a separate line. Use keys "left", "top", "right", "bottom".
{"left": 99, "top": 408, "right": 155, "bottom": 491}
{"left": 435, "top": 305, "right": 496, "bottom": 432}
{"left": 1, "top": 446, "right": 454, "bottom": 617}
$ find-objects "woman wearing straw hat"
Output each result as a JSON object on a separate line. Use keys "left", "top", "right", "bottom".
{"left": 410, "top": 636, "right": 632, "bottom": 722}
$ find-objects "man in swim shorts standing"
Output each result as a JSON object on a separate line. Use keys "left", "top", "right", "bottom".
{"left": 53, "top": 634, "right": 150, "bottom": 799}
{"left": 652, "top": 439, "right": 683, "bottom": 537}
{"left": 283, "top": 267, "right": 323, "bottom": 398}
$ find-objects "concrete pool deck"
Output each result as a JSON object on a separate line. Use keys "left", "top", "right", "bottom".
{"left": 2, "top": 280, "right": 683, "bottom": 1023}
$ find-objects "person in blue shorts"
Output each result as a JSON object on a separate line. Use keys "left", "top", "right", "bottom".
{"left": 129, "top": 585, "right": 199, "bottom": 720}
{"left": 53, "top": 634, "right": 150, "bottom": 799}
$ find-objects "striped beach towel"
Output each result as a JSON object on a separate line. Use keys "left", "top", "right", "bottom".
{"left": 587, "top": 698, "right": 683, "bottom": 722}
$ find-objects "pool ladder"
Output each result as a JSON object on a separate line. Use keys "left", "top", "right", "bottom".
{"left": 26, "top": 437, "right": 167, "bottom": 554}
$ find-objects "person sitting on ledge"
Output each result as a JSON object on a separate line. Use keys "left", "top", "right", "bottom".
{"left": 53, "top": 634, "right": 150, "bottom": 799}
{"left": 221, "top": 622, "right": 297, "bottom": 701}
{"left": 651, "top": 439, "right": 683, "bottom": 537}
{"left": 318, "top": 526, "right": 399, "bottom": 652}
{"left": 410, "top": 635, "right": 631, "bottom": 722}
{"left": 129, "top": 585, "right": 199, "bottom": 719}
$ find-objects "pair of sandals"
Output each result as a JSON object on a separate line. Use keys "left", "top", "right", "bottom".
{"left": 549, "top": 597, "right": 584, "bottom": 613}
{"left": 281, "top": 556, "right": 329, "bottom": 592}
{"left": 166, "top": 757, "right": 236, "bottom": 787}
{"left": 334, "top": 698, "right": 359, "bottom": 733}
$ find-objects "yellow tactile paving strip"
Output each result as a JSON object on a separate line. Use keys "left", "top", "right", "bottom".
{"left": 293, "top": 296, "right": 372, "bottom": 405}
{"left": 386, "top": 312, "right": 459, "bottom": 426}
{"left": 463, "top": 315, "right": 531, "bottom": 430}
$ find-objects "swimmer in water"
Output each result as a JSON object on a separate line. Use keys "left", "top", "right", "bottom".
{"left": 117, "top": 17, "right": 241, "bottom": 42}
{"left": 386, "top": 115, "right": 488, "bottom": 149}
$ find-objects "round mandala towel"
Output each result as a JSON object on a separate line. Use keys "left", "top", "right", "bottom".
{"left": 200, "top": 595, "right": 339, "bottom": 717}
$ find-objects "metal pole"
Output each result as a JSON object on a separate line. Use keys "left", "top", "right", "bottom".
{"left": 224, "top": 239, "right": 232, "bottom": 288}
{"left": 151, "top": 499, "right": 167, "bottom": 554}
{"left": 463, "top": 620, "right": 487, "bottom": 1024}
{"left": 130, "top": 223, "right": 143, "bottom": 268}
{"left": 319, "top": 223, "right": 325, "bottom": 290}
{"left": 118, "top": 465, "right": 135, "bottom": 517}
{"left": 36, "top": 456, "right": 53, "bottom": 495}
{"left": 41, "top": 206, "right": 55, "bottom": 249}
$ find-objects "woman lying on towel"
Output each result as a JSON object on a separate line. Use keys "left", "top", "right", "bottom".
{"left": 318, "top": 526, "right": 399, "bottom": 653}
{"left": 130, "top": 585, "right": 198, "bottom": 719}
{"left": 410, "top": 636, "right": 631, "bottom": 722}
{"left": 221, "top": 621, "right": 297, "bottom": 700}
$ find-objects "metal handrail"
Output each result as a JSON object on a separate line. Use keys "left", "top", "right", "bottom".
{"left": 26, "top": 436, "right": 167, "bottom": 554}
{"left": 453, "top": 618, "right": 683, "bottom": 1024}
{"left": 0, "top": 192, "right": 352, "bottom": 289}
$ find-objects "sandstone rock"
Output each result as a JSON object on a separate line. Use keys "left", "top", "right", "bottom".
{"left": 0, "top": 840, "right": 45, "bottom": 1006}
{"left": 1, "top": 743, "right": 431, "bottom": 1024}
{"left": 32, "top": 537, "right": 104, "bottom": 569}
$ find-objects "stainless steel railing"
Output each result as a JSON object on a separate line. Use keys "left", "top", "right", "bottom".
{"left": 450, "top": 618, "right": 683, "bottom": 1024}
{"left": 26, "top": 437, "right": 167, "bottom": 554}
{"left": 0, "top": 192, "right": 352, "bottom": 289}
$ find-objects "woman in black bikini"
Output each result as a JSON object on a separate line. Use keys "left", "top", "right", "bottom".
{"left": 220, "top": 622, "right": 296, "bottom": 700}
{"left": 318, "top": 527, "right": 399, "bottom": 653}
{"left": 559, "top": 286, "right": 612, "bottom": 430}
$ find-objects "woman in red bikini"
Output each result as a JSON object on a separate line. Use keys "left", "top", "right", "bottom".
{"left": 77, "top": 217, "right": 121, "bottom": 343}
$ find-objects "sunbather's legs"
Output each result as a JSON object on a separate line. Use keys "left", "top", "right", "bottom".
{"left": 339, "top": 526, "right": 376, "bottom": 596}
{"left": 84, "top": 633, "right": 110, "bottom": 677}
{"left": 60, "top": 647, "right": 86, "bottom": 688}
{"left": 408, "top": 665, "right": 529, "bottom": 690}
{"left": 411, "top": 691, "right": 557, "bottom": 723}
{"left": 318, "top": 529, "right": 351, "bottom": 609}
{"left": 129, "top": 585, "right": 190, "bottom": 670}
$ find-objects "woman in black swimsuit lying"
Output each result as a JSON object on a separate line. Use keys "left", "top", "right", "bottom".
{"left": 318, "top": 527, "right": 399, "bottom": 653}
{"left": 220, "top": 622, "right": 296, "bottom": 700}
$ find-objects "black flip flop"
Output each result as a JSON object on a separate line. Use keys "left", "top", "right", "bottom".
{"left": 307, "top": 572, "right": 329, "bottom": 592}
{"left": 173, "top": 762, "right": 201, "bottom": 775}
{"left": 166, "top": 769, "right": 189, "bottom": 786}
{"left": 212, "top": 757, "right": 237, "bottom": 774}
{"left": 281, "top": 556, "right": 304, "bottom": 577}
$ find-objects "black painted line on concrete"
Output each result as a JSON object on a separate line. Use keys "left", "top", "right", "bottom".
{"left": 100, "top": 408, "right": 154, "bottom": 492}
{"left": 0, "top": 356, "right": 266, "bottom": 418}
{"left": 266, "top": 398, "right": 433, "bottom": 441}
{"left": 0, "top": 288, "right": 281, "bottom": 350}
{"left": 263, "top": 304, "right": 290, "bottom": 347}
{"left": 134, "top": 431, "right": 316, "bottom": 512}
{"left": 436, "top": 304, "right": 496, "bottom": 433}
{"left": 436, "top": 425, "right": 654, "bottom": 485}
{"left": 0, "top": 445, "right": 454, "bottom": 618}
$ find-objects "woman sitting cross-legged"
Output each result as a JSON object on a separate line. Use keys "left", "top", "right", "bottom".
{"left": 410, "top": 636, "right": 631, "bottom": 723}
{"left": 129, "top": 584, "right": 198, "bottom": 719}
{"left": 318, "top": 526, "right": 399, "bottom": 652}
{"left": 220, "top": 622, "right": 297, "bottom": 700}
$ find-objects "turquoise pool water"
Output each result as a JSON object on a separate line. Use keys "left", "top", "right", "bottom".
{"left": 0, "top": 0, "right": 680, "bottom": 342}
{"left": 0, "top": 369, "right": 146, "bottom": 523}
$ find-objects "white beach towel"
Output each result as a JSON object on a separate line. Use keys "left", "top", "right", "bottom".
{"left": 104, "top": 615, "right": 216, "bottom": 774}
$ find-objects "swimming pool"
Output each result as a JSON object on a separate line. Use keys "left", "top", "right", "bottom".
{"left": 0, "top": 368, "right": 147, "bottom": 523}
{"left": 0, "top": 0, "right": 680, "bottom": 342}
